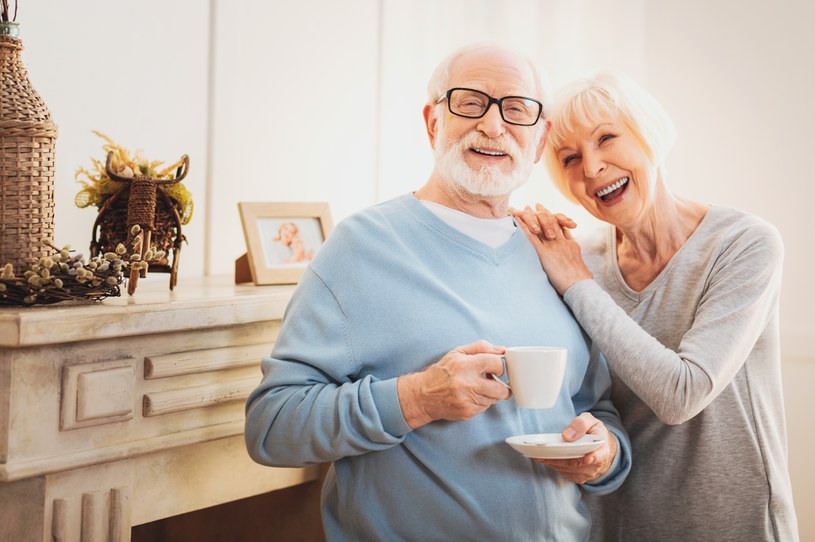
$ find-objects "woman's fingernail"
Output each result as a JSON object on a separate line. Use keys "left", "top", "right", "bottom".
{"left": 563, "top": 427, "right": 577, "bottom": 439}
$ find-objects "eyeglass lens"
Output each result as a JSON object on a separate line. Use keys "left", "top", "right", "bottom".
{"left": 448, "top": 88, "right": 541, "bottom": 126}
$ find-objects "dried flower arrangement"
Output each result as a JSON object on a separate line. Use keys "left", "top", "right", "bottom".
{"left": 0, "top": 226, "right": 164, "bottom": 306}
{"left": 75, "top": 131, "right": 192, "bottom": 294}
{"left": 75, "top": 131, "right": 193, "bottom": 224}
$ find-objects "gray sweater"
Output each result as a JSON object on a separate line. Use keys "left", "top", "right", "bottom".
{"left": 563, "top": 206, "right": 798, "bottom": 541}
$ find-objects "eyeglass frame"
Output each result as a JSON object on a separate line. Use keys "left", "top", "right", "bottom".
{"left": 437, "top": 87, "right": 544, "bottom": 127}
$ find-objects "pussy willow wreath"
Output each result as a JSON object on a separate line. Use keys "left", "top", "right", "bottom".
{"left": 0, "top": 226, "right": 165, "bottom": 306}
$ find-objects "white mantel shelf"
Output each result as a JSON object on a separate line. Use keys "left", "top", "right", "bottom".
{"left": 0, "top": 275, "right": 319, "bottom": 542}
{"left": 0, "top": 275, "right": 297, "bottom": 347}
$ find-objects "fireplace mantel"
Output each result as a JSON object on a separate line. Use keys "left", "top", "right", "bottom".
{"left": 0, "top": 276, "right": 320, "bottom": 541}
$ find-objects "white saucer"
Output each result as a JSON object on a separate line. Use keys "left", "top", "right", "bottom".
{"left": 505, "top": 433, "right": 605, "bottom": 459}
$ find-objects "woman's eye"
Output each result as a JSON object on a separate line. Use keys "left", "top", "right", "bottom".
{"left": 562, "top": 154, "right": 578, "bottom": 167}
{"left": 599, "top": 133, "right": 616, "bottom": 144}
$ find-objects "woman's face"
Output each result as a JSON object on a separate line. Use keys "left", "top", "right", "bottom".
{"left": 556, "top": 112, "right": 659, "bottom": 227}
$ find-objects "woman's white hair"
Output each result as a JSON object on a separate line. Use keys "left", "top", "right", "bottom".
{"left": 543, "top": 70, "right": 676, "bottom": 201}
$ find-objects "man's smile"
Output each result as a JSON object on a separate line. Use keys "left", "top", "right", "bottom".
{"left": 470, "top": 147, "right": 507, "bottom": 157}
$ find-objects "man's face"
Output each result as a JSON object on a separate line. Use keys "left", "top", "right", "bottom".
{"left": 428, "top": 50, "right": 547, "bottom": 198}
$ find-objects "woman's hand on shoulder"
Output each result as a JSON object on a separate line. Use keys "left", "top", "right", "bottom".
{"left": 510, "top": 204, "right": 576, "bottom": 240}
{"left": 510, "top": 204, "right": 592, "bottom": 295}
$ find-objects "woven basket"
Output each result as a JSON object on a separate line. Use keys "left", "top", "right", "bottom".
{"left": 0, "top": 31, "right": 58, "bottom": 275}
{"left": 91, "top": 188, "right": 181, "bottom": 271}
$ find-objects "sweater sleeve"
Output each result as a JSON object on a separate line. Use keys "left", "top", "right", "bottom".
{"left": 563, "top": 221, "right": 784, "bottom": 425}
{"left": 244, "top": 267, "right": 411, "bottom": 468}
{"left": 572, "top": 344, "right": 632, "bottom": 494}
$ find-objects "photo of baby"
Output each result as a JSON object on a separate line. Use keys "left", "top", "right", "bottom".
{"left": 258, "top": 218, "right": 324, "bottom": 267}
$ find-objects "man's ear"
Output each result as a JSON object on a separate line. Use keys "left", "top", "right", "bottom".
{"left": 423, "top": 103, "right": 439, "bottom": 149}
{"left": 534, "top": 119, "right": 551, "bottom": 163}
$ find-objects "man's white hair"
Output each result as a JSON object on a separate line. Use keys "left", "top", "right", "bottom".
{"left": 426, "top": 42, "right": 550, "bottom": 111}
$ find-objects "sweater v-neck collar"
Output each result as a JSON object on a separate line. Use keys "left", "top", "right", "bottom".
{"left": 400, "top": 194, "right": 527, "bottom": 263}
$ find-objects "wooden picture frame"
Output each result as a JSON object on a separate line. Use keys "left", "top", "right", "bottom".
{"left": 236, "top": 202, "right": 333, "bottom": 285}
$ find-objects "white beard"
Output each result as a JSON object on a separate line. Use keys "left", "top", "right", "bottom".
{"left": 434, "top": 124, "right": 534, "bottom": 197}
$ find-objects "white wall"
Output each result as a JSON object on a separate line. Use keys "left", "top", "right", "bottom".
{"left": 208, "top": 0, "right": 380, "bottom": 275}
{"left": 12, "top": 1, "right": 814, "bottom": 539}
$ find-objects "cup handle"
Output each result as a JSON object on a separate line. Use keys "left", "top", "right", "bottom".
{"left": 490, "top": 356, "right": 511, "bottom": 389}
{"left": 490, "top": 373, "right": 511, "bottom": 389}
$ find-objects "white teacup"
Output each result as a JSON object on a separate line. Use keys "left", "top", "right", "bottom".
{"left": 501, "top": 346, "right": 567, "bottom": 409}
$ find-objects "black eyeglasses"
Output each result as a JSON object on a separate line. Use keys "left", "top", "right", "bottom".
{"left": 438, "top": 87, "right": 543, "bottom": 126}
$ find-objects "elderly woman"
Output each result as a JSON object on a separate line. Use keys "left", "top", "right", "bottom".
{"left": 514, "top": 71, "right": 798, "bottom": 541}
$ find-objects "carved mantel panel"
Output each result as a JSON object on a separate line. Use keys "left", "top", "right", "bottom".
{"left": 0, "top": 277, "right": 319, "bottom": 542}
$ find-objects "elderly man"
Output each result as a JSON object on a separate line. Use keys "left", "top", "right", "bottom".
{"left": 245, "top": 43, "right": 631, "bottom": 541}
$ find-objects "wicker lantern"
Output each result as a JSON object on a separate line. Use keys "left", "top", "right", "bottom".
{"left": 0, "top": 22, "right": 58, "bottom": 275}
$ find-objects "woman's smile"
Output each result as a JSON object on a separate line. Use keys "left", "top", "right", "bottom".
{"left": 595, "top": 176, "right": 629, "bottom": 203}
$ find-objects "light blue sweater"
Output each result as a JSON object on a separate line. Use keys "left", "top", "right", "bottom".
{"left": 245, "top": 194, "right": 631, "bottom": 541}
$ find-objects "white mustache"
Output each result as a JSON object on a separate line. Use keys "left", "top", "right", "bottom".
{"left": 456, "top": 132, "right": 520, "bottom": 159}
